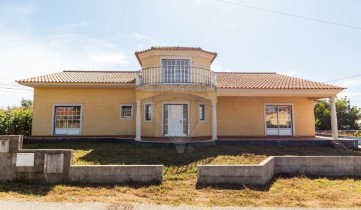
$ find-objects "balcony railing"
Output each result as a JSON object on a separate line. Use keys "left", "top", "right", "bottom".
{"left": 135, "top": 67, "right": 216, "bottom": 87}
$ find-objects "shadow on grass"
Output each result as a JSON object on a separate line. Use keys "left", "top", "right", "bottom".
{"left": 24, "top": 142, "right": 361, "bottom": 167}
{"left": 0, "top": 181, "right": 55, "bottom": 196}
{"left": 0, "top": 180, "right": 162, "bottom": 197}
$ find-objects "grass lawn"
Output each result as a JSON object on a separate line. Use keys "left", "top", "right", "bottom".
{"left": 1, "top": 142, "right": 361, "bottom": 207}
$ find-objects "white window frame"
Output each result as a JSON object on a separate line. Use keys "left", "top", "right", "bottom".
{"left": 120, "top": 104, "right": 133, "bottom": 120}
{"left": 263, "top": 103, "right": 295, "bottom": 136}
{"left": 161, "top": 101, "right": 190, "bottom": 137}
{"left": 199, "top": 103, "right": 206, "bottom": 122}
{"left": 160, "top": 56, "right": 192, "bottom": 84}
{"left": 144, "top": 103, "right": 153, "bottom": 122}
{"left": 51, "top": 104, "right": 83, "bottom": 136}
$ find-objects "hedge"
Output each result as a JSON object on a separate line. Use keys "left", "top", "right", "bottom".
{"left": 0, "top": 107, "right": 32, "bottom": 137}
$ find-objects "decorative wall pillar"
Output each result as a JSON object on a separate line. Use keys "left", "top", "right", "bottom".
{"left": 135, "top": 100, "right": 141, "bottom": 141}
{"left": 330, "top": 96, "right": 338, "bottom": 140}
{"left": 211, "top": 100, "right": 218, "bottom": 140}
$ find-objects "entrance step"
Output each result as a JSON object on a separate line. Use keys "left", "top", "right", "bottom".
{"left": 330, "top": 140, "right": 349, "bottom": 151}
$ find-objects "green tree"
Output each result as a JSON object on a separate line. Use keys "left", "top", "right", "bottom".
{"left": 314, "top": 97, "right": 361, "bottom": 130}
{"left": 21, "top": 98, "right": 33, "bottom": 108}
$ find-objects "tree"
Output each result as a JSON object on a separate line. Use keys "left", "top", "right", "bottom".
{"left": 314, "top": 97, "right": 361, "bottom": 130}
{"left": 21, "top": 98, "right": 33, "bottom": 108}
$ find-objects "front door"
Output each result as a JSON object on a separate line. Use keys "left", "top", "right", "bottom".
{"left": 164, "top": 104, "right": 188, "bottom": 136}
{"left": 265, "top": 105, "right": 293, "bottom": 136}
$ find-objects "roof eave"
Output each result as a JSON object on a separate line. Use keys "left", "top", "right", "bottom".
{"left": 17, "top": 82, "right": 136, "bottom": 88}
{"left": 217, "top": 88, "right": 344, "bottom": 98}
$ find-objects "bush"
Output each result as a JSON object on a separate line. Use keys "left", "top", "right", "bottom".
{"left": 0, "top": 107, "right": 32, "bottom": 137}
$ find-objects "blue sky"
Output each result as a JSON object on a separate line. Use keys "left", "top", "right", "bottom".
{"left": 0, "top": 0, "right": 360, "bottom": 107}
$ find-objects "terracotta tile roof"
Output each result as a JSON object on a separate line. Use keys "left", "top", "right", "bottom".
{"left": 17, "top": 71, "right": 137, "bottom": 84}
{"left": 17, "top": 70, "right": 343, "bottom": 90}
{"left": 135, "top": 46, "right": 218, "bottom": 64}
{"left": 216, "top": 72, "right": 344, "bottom": 90}
{"left": 135, "top": 46, "right": 217, "bottom": 56}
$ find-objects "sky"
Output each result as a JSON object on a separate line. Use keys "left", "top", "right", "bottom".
{"left": 0, "top": 0, "right": 361, "bottom": 107}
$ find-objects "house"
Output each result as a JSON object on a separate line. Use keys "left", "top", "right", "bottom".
{"left": 17, "top": 47, "right": 344, "bottom": 141}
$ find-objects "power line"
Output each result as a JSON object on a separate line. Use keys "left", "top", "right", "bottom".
{"left": 214, "top": 0, "right": 361, "bottom": 30}
{"left": 325, "top": 74, "right": 361, "bottom": 83}
{"left": 0, "top": 86, "right": 33, "bottom": 91}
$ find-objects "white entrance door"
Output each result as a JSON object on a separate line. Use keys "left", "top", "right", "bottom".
{"left": 165, "top": 105, "right": 187, "bottom": 136}
{"left": 265, "top": 105, "right": 293, "bottom": 136}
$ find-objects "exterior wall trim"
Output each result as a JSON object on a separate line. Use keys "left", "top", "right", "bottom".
{"left": 161, "top": 101, "right": 190, "bottom": 137}
{"left": 144, "top": 102, "right": 153, "bottom": 123}
{"left": 51, "top": 103, "right": 84, "bottom": 136}
{"left": 217, "top": 88, "right": 341, "bottom": 97}
{"left": 18, "top": 82, "right": 135, "bottom": 88}
{"left": 120, "top": 104, "right": 134, "bottom": 120}
{"left": 159, "top": 56, "right": 193, "bottom": 83}
{"left": 198, "top": 102, "right": 207, "bottom": 122}
{"left": 263, "top": 103, "right": 296, "bottom": 136}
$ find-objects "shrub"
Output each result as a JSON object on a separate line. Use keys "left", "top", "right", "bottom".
{"left": 0, "top": 107, "right": 32, "bottom": 137}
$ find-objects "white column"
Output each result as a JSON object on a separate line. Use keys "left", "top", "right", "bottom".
{"left": 330, "top": 96, "right": 338, "bottom": 140}
{"left": 211, "top": 100, "right": 217, "bottom": 140}
{"left": 135, "top": 100, "right": 141, "bottom": 141}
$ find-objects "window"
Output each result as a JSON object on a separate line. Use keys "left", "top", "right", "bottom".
{"left": 145, "top": 103, "right": 152, "bottom": 121}
{"left": 265, "top": 105, "right": 293, "bottom": 136}
{"left": 162, "top": 59, "right": 190, "bottom": 83}
{"left": 53, "top": 105, "right": 82, "bottom": 135}
{"left": 121, "top": 105, "right": 133, "bottom": 119}
{"left": 199, "top": 104, "right": 205, "bottom": 121}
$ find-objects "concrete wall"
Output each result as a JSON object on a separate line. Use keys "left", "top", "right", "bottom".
{"left": 197, "top": 157, "right": 274, "bottom": 186}
{"left": 0, "top": 135, "right": 163, "bottom": 185}
{"left": 69, "top": 165, "right": 163, "bottom": 184}
{"left": 197, "top": 156, "right": 361, "bottom": 186}
{"left": 274, "top": 156, "right": 361, "bottom": 177}
{"left": 0, "top": 135, "right": 73, "bottom": 184}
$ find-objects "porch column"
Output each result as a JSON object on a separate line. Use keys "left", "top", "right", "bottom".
{"left": 211, "top": 100, "right": 217, "bottom": 140}
{"left": 135, "top": 100, "right": 141, "bottom": 141}
{"left": 330, "top": 96, "right": 338, "bottom": 140}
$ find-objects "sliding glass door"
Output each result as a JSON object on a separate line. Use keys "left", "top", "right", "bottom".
{"left": 265, "top": 105, "right": 293, "bottom": 136}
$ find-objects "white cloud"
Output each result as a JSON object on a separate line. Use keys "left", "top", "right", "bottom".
{"left": 0, "top": 27, "right": 131, "bottom": 106}
{"left": 9, "top": 3, "right": 36, "bottom": 17}
{"left": 0, "top": 32, "right": 131, "bottom": 83}
{"left": 133, "top": 33, "right": 158, "bottom": 45}
{"left": 55, "top": 21, "right": 89, "bottom": 32}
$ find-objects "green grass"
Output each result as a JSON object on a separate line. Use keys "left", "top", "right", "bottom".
{"left": 1, "top": 142, "right": 361, "bottom": 207}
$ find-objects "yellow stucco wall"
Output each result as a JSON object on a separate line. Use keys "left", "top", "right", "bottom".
{"left": 217, "top": 96, "right": 316, "bottom": 137}
{"left": 141, "top": 93, "right": 212, "bottom": 137}
{"left": 32, "top": 87, "right": 136, "bottom": 136}
{"left": 139, "top": 51, "right": 212, "bottom": 69}
{"left": 32, "top": 87, "right": 316, "bottom": 137}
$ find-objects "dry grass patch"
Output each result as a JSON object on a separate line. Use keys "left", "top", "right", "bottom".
{"left": 0, "top": 142, "right": 360, "bottom": 207}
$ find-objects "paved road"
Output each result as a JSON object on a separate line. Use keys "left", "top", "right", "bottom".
{"left": 0, "top": 200, "right": 359, "bottom": 210}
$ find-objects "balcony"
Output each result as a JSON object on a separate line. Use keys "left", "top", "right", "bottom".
{"left": 135, "top": 67, "right": 216, "bottom": 88}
